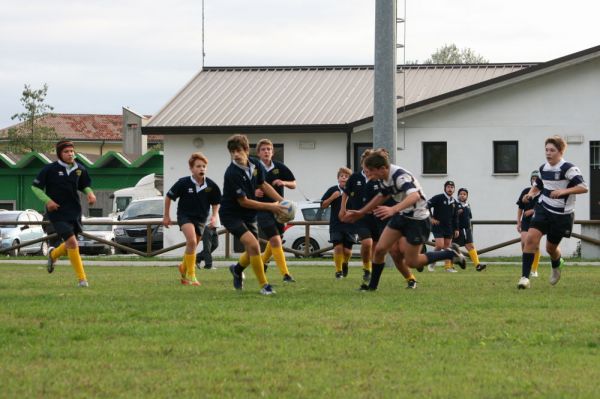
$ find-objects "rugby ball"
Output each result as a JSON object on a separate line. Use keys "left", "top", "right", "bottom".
{"left": 276, "top": 200, "right": 297, "bottom": 224}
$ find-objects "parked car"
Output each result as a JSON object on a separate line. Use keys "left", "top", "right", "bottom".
{"left": 78, "top": 217, "right": 117, "bottom": 255}
{"left": 282, "top": 201, "right": 332, "bottom": 257}
{"left": 0, "top": 209, "right": 48, "bottom": 256}
{"left": 114, "top": 196, "right": 163, "bottom": 252}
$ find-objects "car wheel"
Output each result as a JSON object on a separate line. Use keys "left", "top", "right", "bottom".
{"left": 38, "top": 241, "right": 49, "bottom": 256}
{"left": 292, "top": 238, "right": 320, "bottom": 258}
{"left": 9, "top": 240, "right": 20, "bottom": 257}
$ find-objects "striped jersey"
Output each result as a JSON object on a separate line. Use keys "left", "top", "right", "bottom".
{"left": 379, "top": 165, "right": 430, "bottom": 220}
{"left": 535, "top": 159, "right": 586, "bottom": 214}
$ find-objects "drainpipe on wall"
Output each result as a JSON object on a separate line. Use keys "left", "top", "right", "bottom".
{"left": 346, "top": 128, "right": 352, "bottom": 168}
{"left": 100, "top": 139, "right": 106, "bottom": 156}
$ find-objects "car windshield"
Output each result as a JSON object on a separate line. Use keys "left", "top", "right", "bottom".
{"left": 122, "top": 200, "right": 163, "bottom": 220}
{"left": 0, "top": 214, "right": 18, "bottom": 228}
{"left": 82, "top": 224, "right": 113, "bottom": 232}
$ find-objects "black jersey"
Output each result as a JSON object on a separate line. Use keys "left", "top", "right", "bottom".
{"left": 427, "top": 193, "right": 458, "bottom": 229}
{"left": 456, "top": 201, "right": 472, "bottom": 229}
{"left": 220, "top": 157, "right": 266, "bottom": 222}
{"left": 257, "top": 159, "right": 295, "bottom": 203}
{"left": 343, "top": 171, "right": 368, "bottom": 210}
{"left": 32, "top": 161, "right": 92, "bottom": 222}
{"left": 321, "top": 184, "right": 350, "bottom": 233}
{"left": 516, "top": 188, "right": 540, "bottom": 223}
{"left": 166, "top": 176, "right": 221, "bottom": 221}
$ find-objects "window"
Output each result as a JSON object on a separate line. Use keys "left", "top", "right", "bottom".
{"left": 422, "top": 142, "right": 447, "bottom": 174}
{"left": 88, "top": 208, "right": 103, "bottom": 217}
{"left": 353, "top": 143, "right": 373, "bottom": 172}
{"left": 493, "top": 141, "right": 518, "bottom": 173}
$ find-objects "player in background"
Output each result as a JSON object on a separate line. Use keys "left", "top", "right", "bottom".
{"left": 455, "top": 188, "right": 487, "bottom": 271}
{"left": 321, "top": 167, "right": 355, "bottom": 279}
{"left": 516, "top": 171, "right": 542, "bottom": 277}
{"left": 163, "top": 152, "right": 221, "bottom": 286}
{"left": 32, "top": 140, "right": 96, "bottom": 287}
{"left": 427, "top": 181, "right": 459, "bottom": 272}
{"left": 220, "top": 134, "right": 287, "bottom": 295}
{"left": 517, "top": 135, "right": 588, "bottom": 289}
{"left": 254, "top": 139, "right": 297, "bottom": 283}
{"left": 344, "top": 151, "right": 465, "bottom": 291}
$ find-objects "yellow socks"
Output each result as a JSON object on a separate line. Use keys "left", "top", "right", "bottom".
{"left": 406, "top": 273, "right": 416, "bottom": 282}
{"left": 67, "top": 247, "right": 86, "bottom": 281}
{"left": 343, "top": 253, "right": 351, "bottom": 264}
{"left": 334, "top": 253, "right": 343, "bottom": 272}
{"left": 239, "top": 251, "right": 250, "bottom": 267}
{"left": 468, "top": 248, "right": 480, "bottom": 267}
{"left": 444, "top": 260, "right": 452, "bottom": 269}
{"left": 271, "top": 245, "right": 289, "bottom": 276}
{"left": 51, "top": 243, "right": 67, "bottom": 261}
{"left": 250, "top": 255, "right": 268, "bottom": 286}
{"left": 363, "top": 260, "right": 372, "bottom": 272}
{"left": 532, "top": 250, "right": 541, "bottom": 273}
{"left": 184, "top": 252, "right": 196, "bottom": 278}
{"left": 262, "top": 242, "right": 272, "bottom": 264}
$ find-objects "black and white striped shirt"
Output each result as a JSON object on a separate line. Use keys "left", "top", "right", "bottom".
{"left": 535, "top": 159, "right": 586, "bottom": 214}
{"left": 379, "top": 165, "right": 430, "bottom": 220}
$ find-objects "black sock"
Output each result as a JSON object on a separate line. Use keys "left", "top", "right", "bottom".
{"left": 369, "top": 263, "right": 385, "bottom": 290}
{"left": 522, "top": 253, "right": 535, "bottom": 277}
{"left": 234, "top": 263, "right": 245, "bottom": 274}
{"left": 551, "top": 258, "right": 561, "bottom": 269}
{"left": 425, "top": 249, "right": 453, "bottom": 264}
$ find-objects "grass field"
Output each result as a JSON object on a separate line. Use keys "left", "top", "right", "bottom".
{"left": 1, "top": 262, "right": 599, "bottom": 398}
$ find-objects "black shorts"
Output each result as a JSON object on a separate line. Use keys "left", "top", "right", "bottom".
{"left": 329, "top": 230, "right": 357, "bottom": 249}
{"left": 221, "top": 215, "right": 258, "bottom": 240}
{"left": 530, "top": 204, "right": 574, "bottom": 245}
{"left": 387, "top": 214, "right": 431, "bottom": 246}
{"left": 51, "top": 219, "right": 83, "bottom": 241}
{"left": 431, "top": 224, "right": 454, "bottom": 239}
{"left": 455, "top": 227, "right": 473, "bottom": 246}
{"left": 351, "top": 218, "right": 372, "bottom": 241}
{"left": 520, "top": 216, "right": 532, "bottom": 232}
{"left": 177, "top": 215, "right": 205, "bottom": 237}
{"left": 256, "top": 210, "right": 284, "bottom": 238}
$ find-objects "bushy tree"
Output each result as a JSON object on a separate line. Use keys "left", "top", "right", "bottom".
{"left": 6, "top": 84, "right": 58, "bottom": 153}
{"left": 424, "top": 44, "right": 488, "bottom": 64}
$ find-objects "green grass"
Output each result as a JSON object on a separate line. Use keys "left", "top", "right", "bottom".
{"left": 1, "top": 263, "right": 599, "bottom": 398}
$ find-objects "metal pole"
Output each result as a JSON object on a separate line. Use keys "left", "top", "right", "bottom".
{"left": 373, "top": 0, "right": 397, "bottom": 163}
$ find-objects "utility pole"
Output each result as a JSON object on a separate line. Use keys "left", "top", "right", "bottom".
{"left": 373, "top": 0, "right": 397, "bottom": 163}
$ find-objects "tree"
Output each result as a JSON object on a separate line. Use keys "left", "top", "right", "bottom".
{"left": 6, "top": 84, "right": 59, "bottom": 153}
{"left": 423, "top": 44, "right": 488, "bottom": 64}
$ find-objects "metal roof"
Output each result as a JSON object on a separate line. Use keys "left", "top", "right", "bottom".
{"left": 146, "top": 64, "right": 534, "bottom": 129}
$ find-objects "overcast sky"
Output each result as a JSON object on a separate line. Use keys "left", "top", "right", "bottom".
{"left": 1, "top": 0, "right": 598, "bottom": 127}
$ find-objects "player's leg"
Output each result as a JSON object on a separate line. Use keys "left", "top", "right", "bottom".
{"left": 180, "top": 223, "right": 200, "bottom": 285}
{"left": 390, "top": 240, "right": 417, "bottom": 289}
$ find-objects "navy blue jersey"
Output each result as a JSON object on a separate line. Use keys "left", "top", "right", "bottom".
{"left": 220, "top": 157, "right": 266, "bottom": 221}
{"left": 365, "top": 179, "right": 396, "bottom": 207}
{"left": 258, "top": 160, "right": 295, "bottom": 203}
{"left": 456, "top": 201, "right": 472, "bottom": 229}
{"left": 321, "top": 184, "right": 350, "bottom": 232}
{"left": 427, "top": 193, "right": 458, "bottom": 229}
{"left": 32, "top": 161, "right": 91, "bottom": 222}
{"left": 516, "top": 187, "right": 540, "bottom": 223}
{"left": 343, "top": 171, "right": 368, "bottom": 210}
{"left": 166, "top": 176, "right": 221, "bottom": 221}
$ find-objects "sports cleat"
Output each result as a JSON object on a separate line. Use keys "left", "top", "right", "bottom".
{"left": 476, "top": 263, "right": 487, "bottom": 272}
{"left": 260, "top": 284, "right": 276, "bottom": 295}
{"left": 283, "top": 274, "right": 296, "bottom": 283}
{"left": 178, "top": 263, "right": 186, "bottom": 279}
{"left": 335, "top": 271, "right": 343, "bottom": 280}
{"left": 47, "top": 247, "right": 56, "bottom": 274}
{"left": 204, "top": 264, "right": 215, "bottom": 270}
{"left": 549, "top": 258, "right": 564, "bottom": 285}
{"left": 358, "top": 283, "right": 376, "bottom": 292}
{"left": 78, "top": 280, "right": 89, "bottom": 288}
{"left": 229, "top": 264, "right": 245, "bottom": 290}
{"left": 445, "top": 267, "right": 458, "bottom": 273}
{"left": 450, "top": 243, "right": 467, "bottom": 269}
{"left": 517, "top": 276, "right": 530, "bottom": 289}
{"left": 406, "top": 279, "right": 417, "bottom": 289}
{"left": 182, "top": 276, "right": 201, "bottom": 286}
{"left": 342, "top": 263, "right": 349, "bottom": 278}
{"left": 530, "top": 271, "right": 538, "bottom": 278}
{"left": 427, "top": 264, "right": 436, "bottom": 272}
{"left": 362, "top": 270, "right": 371, "bottom": 282}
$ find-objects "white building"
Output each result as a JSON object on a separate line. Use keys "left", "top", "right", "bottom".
{"left": 144, "top": 45, "right": 600, "bottom": 257}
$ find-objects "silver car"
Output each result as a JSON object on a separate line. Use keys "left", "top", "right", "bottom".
{"left": 78, "top": 217, "right": 117, "bottom": 255}
{"left": 0, "top": 209, "right": 48, "bottom": 256}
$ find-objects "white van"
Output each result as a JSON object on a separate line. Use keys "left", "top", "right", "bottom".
{"left": 109, "top": 174, "right": 161, "bottom": 218}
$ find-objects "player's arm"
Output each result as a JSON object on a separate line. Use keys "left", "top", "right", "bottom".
{"left": 260, "top": 181, "right": 284, "bottom": 202}
{"left": 344, "top": 193, "right": 388, "bottom": 222}
{"left": 373, "top": 192, "right": 419, "bottom": 220}
{"left": 321, "top": 190, "right": 340, "bottom": 209}
{"left": 31, "top": 185, "right": 59, "bottom": 212}
{"left": 549, "top": 184, "right": 588, "bottom": 198}
{"left": 339, "top": 192, "right": 349, "bottom": 220}
{"left": 237, "top": 193, "right": 286, "bottom": 216}
{"left": 272, "top": 179, "right": 296, "bottom": 190}
{"left": 209, "top": 203, "right": 220, "bottom": 227}
{"left": 162, "top": 197, "right": 173, "bottom": 228}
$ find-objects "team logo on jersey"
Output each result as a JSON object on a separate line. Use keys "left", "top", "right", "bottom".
{"left": 76, "top": 170, "right": 82, "bottom": 176}
{"left": 58, "top": 171, "right": 64, "bottom": 176}
{"left": 188, "top": 188, "right": 194, "bottom": 193}
{"left": 273, "top": 169, "right": 280, "bottom": 175}
{"left": 252, "top": 169, "right": 258, "bottom": 177}
{"left": 555, "top": 172, "right": 560, "bottom": 180}
{"left": 357, "top": 181, "right": 362, "bottom": 186}
{"left": 206, "top": 187, "right": 212, "bottom": 192}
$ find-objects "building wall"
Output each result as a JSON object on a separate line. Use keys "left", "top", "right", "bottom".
{"left": 387, "top": 58, "right": 599, "bottom": 256}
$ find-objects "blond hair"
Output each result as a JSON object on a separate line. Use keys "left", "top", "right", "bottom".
{"left": 188, "top": 152, "right": 208, "bottom": 168}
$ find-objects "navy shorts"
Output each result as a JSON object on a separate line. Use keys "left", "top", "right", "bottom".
{"left": 51, "top": 219, "right": 83, "bottom": 241}
{"left": 351, "top": 218, "right": 372, "bottom": 241}
{"left": 256, "top": 210, "right": 285, "bottom": 238}
{"left": 455, "top": 227, "right": 473, "bottom": 246}
{"left": 530, "top": 204, "right": 574, "bottom": 245}
{"left": 387, "top": 214, "right": 431, "bottom": 246}
{"left": 221, "top": 215, "right": 258, "bottom": 240}
{"left": 520, "top": 215, "right": 532, "bottom": 232}
{"left": 177, "top": 215, "right": 205, "bottom": 237}
{"left": 432, "top": 224, "right": 454, "bottom": 239}
{"left": 329, "top": 230, "right": 357, "bottom": 249}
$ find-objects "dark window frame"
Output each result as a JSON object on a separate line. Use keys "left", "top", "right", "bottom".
{"left": 422, "top": 141, "right": 447, "bottom": 174}
{"left": 493, "top": 141, "right": 519, "bottom": 174}
{"left": 353, "top": 142, "right": 373, "bottom": 172}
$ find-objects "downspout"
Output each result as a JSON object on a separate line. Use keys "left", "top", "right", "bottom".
{"left": 346, "top": 127, "right": 352, "bottom": 169}
{"left": 100, "top": 139, "right": 106, "bottom": 156}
